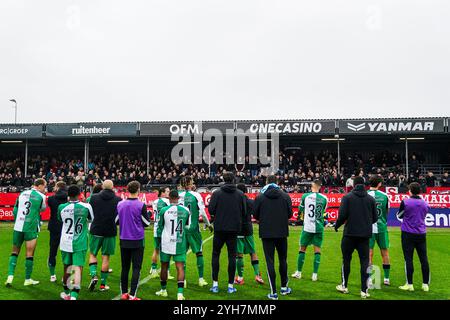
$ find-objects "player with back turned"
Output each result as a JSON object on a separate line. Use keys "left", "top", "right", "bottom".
{"left": 178, "top": 176, "right": 213, "bottom": 288}
{"left": 5, "top": 178, "right": 47, "bottom": 287}
{"left": 155, "top": 190, "right": 191, "bottom": 300}
{"left": 367, "top": 176, "right": 391, "bottom": 288}
{"left": 58, "top": 185, "right": 94, "bottom": 300}
{"left": 292, "top": 179, "right": 328, "bottom": 282}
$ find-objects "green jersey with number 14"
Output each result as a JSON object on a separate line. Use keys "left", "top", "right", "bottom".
{"left": 300, "top": 192, "right": 328, "bottom": 233}
{"left": 58, "top": 201, "right": 94, "bottom": 252}
{"left": 367, "top": 190, "right": 389, "bottom": 233}
{"left": 157, "top": 204, "right": 190, "bottom": 255}
{"left": 13, "top": 189, "right": 47, "bottom": 233}
{"left": 152, "top": 197, "right": 170, "bottom": 237}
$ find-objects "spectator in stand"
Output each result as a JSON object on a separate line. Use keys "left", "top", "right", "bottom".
{"left": 425, "top": 171, "right": 437, "bottom": 187}
{"left": 441, "top": 172, "right": 450, "bottom": 187}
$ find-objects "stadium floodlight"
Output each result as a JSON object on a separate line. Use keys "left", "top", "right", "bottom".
{"left": 107, "top": 140, "right": 129, "bottom": 143}
{"left": 9, "top": 99, "right": 17, "bottom": 124}
{"left": 399, "top": 137, "right": 425, "bottom": 140}
{"left": 321, "top": 138, "right": 345, "bottom": 141}
{"left": 1, "top": 140, "right": 23, "bottom": 143}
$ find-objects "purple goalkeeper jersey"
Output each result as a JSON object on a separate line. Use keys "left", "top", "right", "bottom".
{"left": 398, "top": 197, "right": 430, "bottom": 234}
{"left": 117, "top": 198, "right": 149, "bottom": 241}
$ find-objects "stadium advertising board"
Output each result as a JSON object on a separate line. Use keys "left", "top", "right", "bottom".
{"left": 1, "top": 192, "right": 449, "bottom": 227}
{"left": 236, "top": 120, "right": 336, "bottom": 135}
{"left": 339, "top": 118, "right": 445, "bottom": 134}
{"left": 0, "top": 124, "right": 43, "bottom": 139}
{"left": 140, "top": 121, "right": 235, "bottom": 136}
{"left": 45, "top": 123, "right": 137, "bottom": 137}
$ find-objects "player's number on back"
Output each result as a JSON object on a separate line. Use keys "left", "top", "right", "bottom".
{"left": 64, "top": 217, "right": 83, "bottom": 235}
{"left": 308, "top": 204, "right": 315, "bottom": 218}
{"left": 376, "top": 203, "right": 382, "bottom": 218}
{"left": 22, "top": 201, "right": 32, "bottom": 216}
{"left": 170, "top": 219, "right": 183, "bottom": 235}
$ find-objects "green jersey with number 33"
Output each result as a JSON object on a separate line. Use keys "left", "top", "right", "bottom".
{"left": 157, "top": 204, "right": 190, "bottom": 255}
{"left": 13, "top": 189, "right": 47, "bottom": 233}
{"left": 367, "top": 190, "right": 389, "bottom": 233}
{"left": 300, "top": 192, "right": 328, "bottom": 233}
{"left": 58, "top": 201, "right": 94, "bottom": 252}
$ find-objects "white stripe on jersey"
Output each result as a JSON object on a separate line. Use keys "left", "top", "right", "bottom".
{"left": 13, "top": 190, "right": 32, "bottom": 232}
{"left": 368, "top": 190, "right": 379, "bottom": 234}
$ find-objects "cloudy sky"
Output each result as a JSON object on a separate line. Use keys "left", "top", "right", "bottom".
{"left": 0, "top": 0, "right": 449, "bottom": 123}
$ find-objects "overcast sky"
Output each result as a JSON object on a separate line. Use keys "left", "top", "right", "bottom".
{"left": 0, "top": 0, "right": 449, "bottom": 124}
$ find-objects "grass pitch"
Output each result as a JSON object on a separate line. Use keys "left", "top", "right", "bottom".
{"left": 0, "top": 223, "right": 449, "bottom": 300}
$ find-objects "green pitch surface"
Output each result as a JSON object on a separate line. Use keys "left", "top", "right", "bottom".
{"left": 0, "top": 223, "right": 449, "bottom": 300}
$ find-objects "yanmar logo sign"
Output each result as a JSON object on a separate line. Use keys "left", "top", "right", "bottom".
{"left": 71, "top": 126, "right": 111, "bottom": 135}
{"left": 347, "top": 123, "right": 366, "bottom": 132}
{"left": 343, "top": 120, "right": 439, "bottom": 133}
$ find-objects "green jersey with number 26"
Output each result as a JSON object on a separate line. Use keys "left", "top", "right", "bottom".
{"left": 58, "top": 201, "right": 94, "bottom": 252}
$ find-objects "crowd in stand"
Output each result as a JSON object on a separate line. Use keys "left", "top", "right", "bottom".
{"left": 1, "top": 149, "right": 449, "bottom": 193}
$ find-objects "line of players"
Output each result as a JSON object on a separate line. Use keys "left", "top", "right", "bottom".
{"left": 4, "top": 174, "right": 391, "bottom": 300}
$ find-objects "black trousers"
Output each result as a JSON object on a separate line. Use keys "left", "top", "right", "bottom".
{"left": 262, "top": 237, "right": 288, "bottom": 295}
{"left": 341, "top": 236, "right": 370, "bottom": 292}
{"left": 211, "top": 232, "right": 237, "bottom": 284}
{"left": 401, "top": 231, "right": 430, "bottom": 285}
{"left": 120, "top": 246, "right": 144, "bottom": 296}
{"left": 48, "top": 232, "right": 61, "bottom": 268}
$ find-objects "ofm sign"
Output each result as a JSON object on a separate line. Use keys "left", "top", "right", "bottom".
{"left": 340, "top": 119, "right": 444, "bottom": 134}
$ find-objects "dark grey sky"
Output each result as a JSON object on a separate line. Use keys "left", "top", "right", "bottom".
{"left": 1, "top": 0, "right": 449, "bottom": 123}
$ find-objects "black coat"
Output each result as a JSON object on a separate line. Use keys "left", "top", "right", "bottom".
{"left": 253, "top": 186, "right": 293, "bottom": 239}
{"left": 239, "top": 197, "right": 254, "bottom": 237}
{"left": 208, "top": 184, "right": 246, "bottom": 233}
{"left": 335, "top": 184, "right": 378, "bottom": 238}
{"left": 89, "top": 189, "right": 122, "bottom": 237}
{"left": 47, "top": 189, "right": 68, "bottom": 234}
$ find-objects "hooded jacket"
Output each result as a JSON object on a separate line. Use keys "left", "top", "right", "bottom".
{"left": 335, "top": 184, "right": 378, "bottom": 238}
{"left": 208, "top": 184, "right": 246, "bottom": 233}
{"left": 253, "top": 185, "right": 293, "bottom": 239}
{"left": 47, "top": 189, "right": 68, "bottom": 234}
{"left": 89, "top": 189, "right": 122, "bottom": 237}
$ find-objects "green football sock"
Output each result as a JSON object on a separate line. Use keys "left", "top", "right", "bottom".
{"left": 89, "top": 263, "right": 97, "bottom": 277}
{"left": 177, "top": 281, "right": 184, "bottom": 294}
{"left": 236, "top": 257, "right": 244, "bottom": 277}
{"left": 313, "top": 252, "right": 321, "bottom": 274}
{"left": 101, "top": 271, "right": 109, "bottom": 285}
{"left": 161, "top": 280, "right": 167, "bottom": 290}
{"left": 63, "top": 285, "right": 70, "bottom": 295}
{"left": 71, "top": 287, "right": 80, "bottom": 299}
{"left": 251, "top": 259, "right": 260, "bottom": 276}
{"left": 25, "top": 257, "right": 34, "bottom": 280}
{"left": 8, "top": 254, "right": 18, "bottom": 276}
{"left": 197, "top": 255, "right": 204, "bottom": 278}
{"left": 297, "top": 251, "right": 306, "bottom": 272}
{"left": 383, "top": 264, "right": 390, "bottom": 279}
{"left": 151, "top": 262, "right": 157, "bottom": 270}
{"left": 49, "top": 265, "right": 56, "bottom": 276}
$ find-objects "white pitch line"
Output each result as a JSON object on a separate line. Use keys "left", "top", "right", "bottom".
{"left": 112, "top": 234, "right": 214, "bottom": 300}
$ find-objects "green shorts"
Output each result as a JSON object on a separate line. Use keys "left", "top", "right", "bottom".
{"left": 370, "top": 232, "right": 390, "bottom": 250}
{"left": 61, "top": 250, "right": 87, "bottom": 267}
{"left": 237, "top": 235, "right": 256, "bottom": 254}
{"left": 153, "top": 237, "right": 161, "bottom": 251}
{"left": 186, "top": 232, "right": 203, "bottom": 254}
{"left": 89, "top": 234, "right": 116, "bottom": 256}
{"left": 300, "top": 231, "right": 323, "bottom": 248}
{"left": 12, "top": 230, "right": 38, "bottom": 247}
{"left": 160, "top": 251, "right": 186, "bottom": 263}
